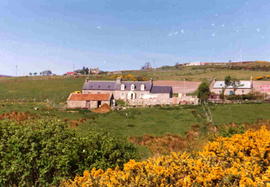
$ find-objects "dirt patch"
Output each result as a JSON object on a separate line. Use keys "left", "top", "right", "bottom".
{"left": 130, "top": 125, "right": 201, "bottom": 155}
{"left": 129, "top": 134, "right": 188, "bottom": 155}
{"left": 63, "top": 118, "right": 88, "bottom": 128}
{"left": 91, "top": 104, "right": 111, "bottom": 114}
{"left": 0, "top": 112, "right": 36, "bottom": 121}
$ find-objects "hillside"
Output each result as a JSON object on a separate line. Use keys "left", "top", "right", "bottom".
{"left": 1, "top": 62, "right": 270, "bottom": 103}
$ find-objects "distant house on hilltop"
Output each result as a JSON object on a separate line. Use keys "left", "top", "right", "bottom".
{"left": 89, "top": 68, "right": 100, "bottom": 75}
{"left": 64, "top": 72, "right": 77, "bottom": 76}
{"left": 184, "top": 62, "right": 206, "bottom": 66}
{"left": 40, "top": 70, "right": 52, "bottom": 76}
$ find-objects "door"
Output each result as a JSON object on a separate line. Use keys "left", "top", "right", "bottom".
{"left": 97, "top": 101, "right": 102, "bottom": 108}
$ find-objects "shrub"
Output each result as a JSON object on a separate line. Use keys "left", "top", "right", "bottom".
{"left": 115, "top": 99, "right": 126, "bottom": 107}
{"left": 226, "top": 94, "right": 257, "bottom": 100}
{"left": 218, "top": 124, "right": 245, "bottom": 137}
{"left": 0, "top": 120, "right": 137, "bottom": 186}
{"left": 63, "top": 126, "right": 270, "bottom": 186}
{"left": 197, "top": 82, "right": 210, "bottom": 103}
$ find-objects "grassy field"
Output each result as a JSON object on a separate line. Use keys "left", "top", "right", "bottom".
{"left": 0, "top": 76, "right": 85, "bottom": 103}
{"left": 1, "top": 102, "right": 270, "bottom": 138}
{"left": 0, "top": 67, "right": 269, "bottom": 104}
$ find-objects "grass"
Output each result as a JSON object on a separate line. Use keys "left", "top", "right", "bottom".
{"left": 0, "top": 76, "right": 85, "bottom": 103}
{"left": 1, "top": 102, "right": 270, "bottom": 138}
{"left": 0, "top": 66, "right": 269, "bottom": 104}
{"left": 1, "top": 102, "right": 270, "bottom": 158}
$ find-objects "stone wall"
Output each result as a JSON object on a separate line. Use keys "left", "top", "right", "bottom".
{"left": 211, "top": 88, "right": 252, "bottom": 95}
{"left": 67, "top": 101, "right": 87, "bottom": 109}
{"left": 67, "top": 100, "right": 112, "bottom": 109}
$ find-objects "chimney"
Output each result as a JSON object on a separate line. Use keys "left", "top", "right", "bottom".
{"left": 116, "top": 77, "right": 122, "bottom": 84}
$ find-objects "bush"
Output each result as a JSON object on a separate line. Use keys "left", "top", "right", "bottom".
{"left": 0, "top": 120, "right": 137, "bottom": 186}
{"left": 218, "top": 124, "right": 245, "bottom": 137}
{"left": 64, "top": 126, "right": 270, "bottom": 186}
{"left": 115, "top": 99, "right": 126, "bottom": 107}
{"left": 226, "top": 94, "right": 257, "bottom": 100}
{"left": 197, "top": 82, "right": 210, "bottom": 102}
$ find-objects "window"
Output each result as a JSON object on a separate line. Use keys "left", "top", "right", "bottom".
{"left": 131, "top": 84, "right": 135, "bottom": 90}
{"left": 141, "top": 84, "right": 145, "bottom": 91}
{"left": 121, "top": 84, "right": 125, "bottom": 90}
{"left": 141, "top": 94, "right": 144, "bottom": 98}
{"left": 130, "top": 93, "right": 136, "bottom": 99}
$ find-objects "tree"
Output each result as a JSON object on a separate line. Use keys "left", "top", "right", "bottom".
{"left": 197, "top": 82, "right": 210, "bottom": 103}
{"left": 141, "top": 62, "right": 152, "bottom": 70}
{"left": 0, "top": 120, "right": 138, "bottom": 186}
{"left": 224, "top": 75, "right": 240, "bottom": 95}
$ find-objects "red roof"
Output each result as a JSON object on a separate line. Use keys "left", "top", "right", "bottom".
{"left": 66, "top": 72, "right": 76, "bottom": 75}
{"left": 68, "top": 93, "right": 112, "bottom": 101}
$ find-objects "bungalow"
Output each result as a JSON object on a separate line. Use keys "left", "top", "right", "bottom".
{"left": 210, "top": 80, "right": 252, "bottom": 95}
{"left": 67, "top": 93, "right": 114, "bottom": 109}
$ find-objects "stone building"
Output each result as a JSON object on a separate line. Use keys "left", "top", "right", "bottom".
{"left": 89, "top": 68, "right": 100, "bottom": 75}
{"left": 210, "top": 80, "right": 253, "bottom": 95}
{"left": 67, "top": 93, "right": 114, "bottom": 109}
{"left": 82, "top": 78, "right": 173, "bottom": 106}
{"left": 253, "top": 81, "right": 270, "bottom": 95}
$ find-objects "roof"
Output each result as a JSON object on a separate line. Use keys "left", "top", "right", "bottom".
{"left": 153, "top": 80, "right": 201, "bottom": 94}
{"left": 213, "top": 81, "right": 252, "bottom": 89}
{"left": 83, "top": 81, "right": 117, "bottom": 90}
{"left": 83, "top": 80, "right": 152, "bottom": 91}
{"left": 115, "top": 81, "right": 152, "bottom": 91}
{"left": 150, "top": 86, "right": 172, "bottom": 94}
{"left": 66, "top": 72, "right": 76, "bottom": 75}
{"left": 253, "top": 81, "right": 270, "bottom": 92}
{"left": 68, "top": 93, "right": 112, "bottom": 101}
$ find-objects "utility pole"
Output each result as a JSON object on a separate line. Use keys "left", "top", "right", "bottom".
{"left": 16, "top": 65, "right": 18, "bottom": 76}
{"left": 240, "top": 49, "right": 243, "bottom": 63}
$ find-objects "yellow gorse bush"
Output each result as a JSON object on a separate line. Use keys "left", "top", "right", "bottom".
{"left": 63, "top": 126, "right": 270, "bottom": 187}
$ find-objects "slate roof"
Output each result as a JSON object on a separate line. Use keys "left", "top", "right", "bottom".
{"left": 83, "top": 81, "right": 116, "bottom": 90}
{"left": 213, "top": 81, "right": 252, "bottom": 89}
{"left": 115, "top": 81, "right": 152, "bottom": 91}
{"left": 83, "top": 81, "right": 152, "bottom": 91}
{"left": 68, "top": 93, "right": 112, "bottom": 101}
{"left": 150, "top": 86, "right": 172, "bottom": 93}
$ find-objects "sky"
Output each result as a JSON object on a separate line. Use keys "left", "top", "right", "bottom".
{"left": 0, "top": 0, "right": 269, "bottom": 76}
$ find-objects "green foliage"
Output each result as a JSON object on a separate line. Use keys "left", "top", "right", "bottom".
{"left": 226, "top": 94, "right": 257, "bottom": 100}
{"left": 0, "top": 120, "right": 137, "bottom": 186}
{"left": 115, "top": 99, "right": 126, "bottom": 107}
{"left": 224, "top": 75, "right": 240, "bottom": 89}
{"left": 224, "top": 75, "right": 232, "bottom": 87}
{"left": 218, "top": 124, "right": 245, "bottom": 137}
{"left": 197, "top": 82, "right": 210, "bottom": 102}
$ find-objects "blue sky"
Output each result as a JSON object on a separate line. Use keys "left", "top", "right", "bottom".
{"left": 0, "top": 0, "right": 269, "bottom": 75}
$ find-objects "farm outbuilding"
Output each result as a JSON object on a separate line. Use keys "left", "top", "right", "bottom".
{"left": 67, "top": 93, "right": 114, "bottom": 109}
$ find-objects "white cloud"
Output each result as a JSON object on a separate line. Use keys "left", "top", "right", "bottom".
{"left": 96, "top": 25, "right": 102, "bottom": 30}
{"left": 168, "top": 31, "right": 179, "bottom": 37}
{"left": 256, "top": 28, "right": 261, "bottom": 32}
